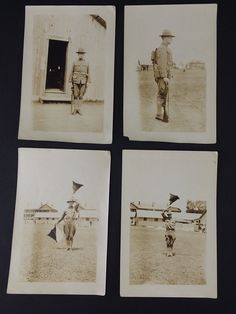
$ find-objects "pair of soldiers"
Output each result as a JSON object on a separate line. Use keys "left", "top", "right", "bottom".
{"left": 69, "top": 48, "right": 91, "bottom": 115}
{"left": 151, "top": 29, "right": 175, "bottom": 123}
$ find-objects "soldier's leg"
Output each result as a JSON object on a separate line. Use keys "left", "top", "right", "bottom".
{"left": 72, "top": 84, "right": 79, "bottom": 115}
{"left": 77, "top": 84, "right": 87, "bottom": 114}
{"left": 156, "top": 79, "right": 165, "bottom": 119}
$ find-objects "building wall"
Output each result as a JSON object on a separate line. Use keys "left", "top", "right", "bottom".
{"left": 32, "top": 14, "right": 106, "bottom": 101}
{"left": 131, "top": 217, "right": 195, "bottom": 231}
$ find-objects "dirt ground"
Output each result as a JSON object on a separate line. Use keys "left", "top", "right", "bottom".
{"left": 32, "top": 101, "right": 104, "bottom": 133}
{"left": 130, "top": 226, "right": 206, "bottom": 285}
{"left": 20, "top": 223, "right": 97, "bottom": 282}
{"left": 138, "top": 68, "right": 206, "bottom": 132}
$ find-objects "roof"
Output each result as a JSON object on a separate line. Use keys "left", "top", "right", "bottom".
{"left": 37, "top": 204, "right": 57, "bottom": 212}
{"left": 130, "top": 201, "right": 181, "bottom": 212}
{"left": 90, "top": 15, "right": 106, "bottom": 29}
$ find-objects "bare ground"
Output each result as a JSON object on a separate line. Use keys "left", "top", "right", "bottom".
{"left": 32, "top": 101, "right": 104, "bottom": 133}
{"left": 20, "top": 223, "right": 97, "bottom": 282}
{"left": 130, "top": 226, "right": 206, "bottom": 285}
{"left": 139, "top": 69, "right": 206, "bottom": 132}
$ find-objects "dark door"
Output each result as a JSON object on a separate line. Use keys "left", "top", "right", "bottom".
{"left": 45, "top": 39, "right": 68, "bottom": 91}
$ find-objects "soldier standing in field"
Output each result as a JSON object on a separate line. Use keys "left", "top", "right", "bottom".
{"left": 151, "top": 30, "right": 175, "bottom": 122}
{"left": 164, "top": 211, "right": 176, "bottom": 257}
{"left": 69, "top": 48, "right": 91, "bottom": 115}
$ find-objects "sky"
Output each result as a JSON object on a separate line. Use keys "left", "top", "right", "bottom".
{"left": 17, "top": 149, "right": 110, "bottom": 213}
{"left": 123, "top": 150, "right": 217, "bottom": 212}
{"left": 125, "top": 4, "right": 216, "bottom": 66}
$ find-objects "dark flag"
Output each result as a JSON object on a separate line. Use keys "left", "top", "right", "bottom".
{"left": 48, "top": 226, "right": 64, "bottom": 242}
{"left": 48, "top": 226, "right": 57, "bottom": 242}
{"left": 169, "top": 193, "right": 180, "bottom": 204}
{"left": 72, "top": 181, "right": 83, "bottom": 194}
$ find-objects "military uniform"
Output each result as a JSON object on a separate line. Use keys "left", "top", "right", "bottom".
{"left": 69, "top": 49, "right": 90, "bottom": 115}
{"left": 151, "top": 30, "right": 174, "bottom": 121}
{"left": 165, "top": 216, "right": 176, "bottom": 257}
{"left": 57, "top": 200, "right": 80, "bottom": 250}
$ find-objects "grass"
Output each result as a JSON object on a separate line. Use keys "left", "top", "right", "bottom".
{"left": 130, "top": 226, "right": 206, "bottom": 285}
{"left": 20, "top": 223, "right": 97, "bottom": 282}
{"left": 138, "top": 68, "right": 206, "bottom": 132}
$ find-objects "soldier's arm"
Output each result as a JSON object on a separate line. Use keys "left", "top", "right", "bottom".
{"left": 156, "top": 48, "right": 168, "bottom": 78}
{"left": 86, "top": 64, "right": 91, "bottom": 84}
{"left": 56, "top": 211, "right": 66, "bottom": 225}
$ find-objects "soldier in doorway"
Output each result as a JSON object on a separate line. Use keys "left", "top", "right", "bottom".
{"left": 151, "top": 30, "right": 175, "bottom": 122}
{"left": 69, "top": 48, "right": 91, "bottom": 115}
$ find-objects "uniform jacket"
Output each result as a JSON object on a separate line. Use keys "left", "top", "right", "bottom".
{"left": 69, "top": 59, "right": 90, "bottom": 84}
{"left": 151, "top": 44, "right": 173, "bottom": 79}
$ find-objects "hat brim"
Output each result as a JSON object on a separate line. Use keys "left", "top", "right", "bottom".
{"left": 76, "top": 51, "right": 86, "bottom": 54}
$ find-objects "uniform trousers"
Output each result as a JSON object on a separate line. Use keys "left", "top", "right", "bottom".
{"left": 155, "top": 78, "right": 168, "bottom": 116}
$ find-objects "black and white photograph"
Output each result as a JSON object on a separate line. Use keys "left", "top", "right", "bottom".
{"left": 7, "top": 148, "right": 110, "bottom": 295}
{"left": 18, "top": 6, "right": 115, "bottom": 143}
{"left": 124, "top": 4, "right": 217, "bottom": 143}
{"left": 120, "top": 150, "right": 217, "bottom": 297}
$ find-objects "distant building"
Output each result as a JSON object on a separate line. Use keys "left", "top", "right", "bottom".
{"left": 194, "top": 211, "right": 207, "bottom": 232}
{"left": 130, "top": 202, "right": 205, "bottom": 232}
{"left": 130, "top": 201, "right": 181, "bottom": 212}
{"left": 24, "top": 203, "right": 57, "bottom": 220}
{"left": 24, "top": 203, "right": 98, "bottom": 226}
{"left": 187, "top": 60, "right": 205, "bottom": 70}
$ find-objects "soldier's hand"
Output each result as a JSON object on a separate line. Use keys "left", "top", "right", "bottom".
{"left": 163, "top": 77, "right": 169, "bottom": 84}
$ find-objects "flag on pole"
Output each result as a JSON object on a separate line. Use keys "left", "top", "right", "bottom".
{"left": 169, "top": 193, "right": 180, "bottom": 204}
{"left": 48, "top": 225, "right": 64, "bottom": 242}
{"left": 72, "top": 181, "right": 83, "bottom": 194}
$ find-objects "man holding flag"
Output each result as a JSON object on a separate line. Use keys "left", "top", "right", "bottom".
{"left": 162, "top": 193, "right": 179, "bottom": 257}
{"left": 49, "top": 181, "right": 83, "bottom": 250}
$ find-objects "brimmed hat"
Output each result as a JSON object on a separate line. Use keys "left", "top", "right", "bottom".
{"left": 160, "top": 29, "right": 175, "bottom": 37}
{"left": 76, "top": 48, "right": 86, "bottom": 54}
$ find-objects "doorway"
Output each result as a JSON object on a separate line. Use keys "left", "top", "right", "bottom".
{"left": 45, "top": 39, "right": 68, "bottom": 91}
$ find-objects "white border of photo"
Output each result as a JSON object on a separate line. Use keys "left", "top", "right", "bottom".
{"left": 120, "top": 150, "right": 217, "bottom": 298}
{"left": 18, "top": 6, "right": 115, "bottom": 144}
{"left": 124, "top": 4, "right": 217, "bottom": 143}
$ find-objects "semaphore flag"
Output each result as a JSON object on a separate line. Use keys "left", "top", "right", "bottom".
{"left": 48, "top": 225, "right": 64, "bottom": 242}
{"left": 72, "top": 181, "right": 83, "bottom": 194}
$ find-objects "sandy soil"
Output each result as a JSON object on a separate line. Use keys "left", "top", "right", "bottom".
{"left": 130, "top": 226, "right": 206, "bottom": 285}
{"left": 139, "top": 68, "right": 206, "bottom": 132}
{"left": 32, "top": 101, "right": 104, "bottom": 133}
{"left": 20, "top": 223, "right": 97, "bottom": 282}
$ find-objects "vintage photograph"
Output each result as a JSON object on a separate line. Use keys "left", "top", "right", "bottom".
{"left": 120, "top": 150, "right": 217, "bottom": 297}
{"left": 124, "top": 4, "right": 217, "bottom": 143}
{"left": 18, "top": 6, "right": 115, "bottom": 143}
{"left": 7, "top": 148, "right": 110, "bottom": 295}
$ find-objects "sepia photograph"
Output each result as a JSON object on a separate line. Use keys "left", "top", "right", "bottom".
{"left": 120, "top": 150, "right": 217, "bottom": 297}
{"left": 18, "top": 6, "right": 115, "bottom": 143}
{"left": 7, "top": 148, "right": 110, "bottom": 295}
{"left": 124, "top": 4, "right": 217, "bottom": 143}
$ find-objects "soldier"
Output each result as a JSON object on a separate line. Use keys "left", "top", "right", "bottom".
{"left": 151, "top": 30, "right": 175, "bottom": 122}
{"left": 69, "top": 48, "right": 91, "bottom": 115}
{"left": 56, "top": 200, "right": 80, "bottom": 251}
{"left": 162, "top": 211, "right": 176, "bottom": 257}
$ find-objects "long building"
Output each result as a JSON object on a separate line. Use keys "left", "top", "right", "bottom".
{"left": 130, "top": 202, "right": 206, "bottom": 232}
{"left": 24, "top": 203, "right": 98, "bottom": 226}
